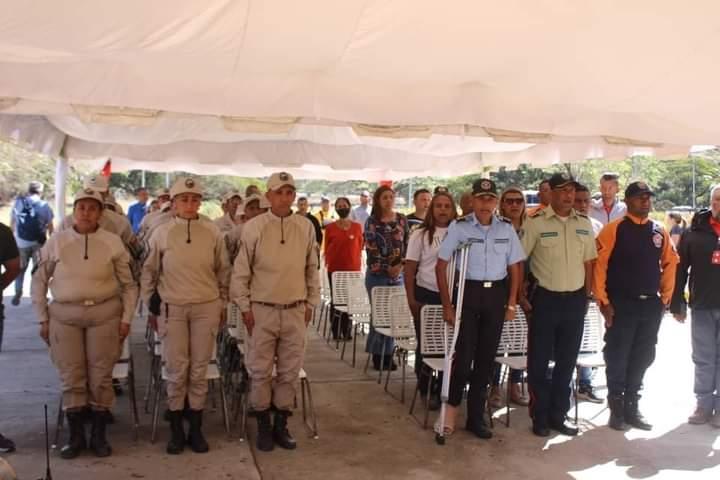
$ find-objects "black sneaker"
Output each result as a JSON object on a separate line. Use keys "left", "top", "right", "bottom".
{"left": 0, "top": 433, "right": 16, "bottom": 453}
{"left": 577, "top": 385, "right": 603, "bottom": 404}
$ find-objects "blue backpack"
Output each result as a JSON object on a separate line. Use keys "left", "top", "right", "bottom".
{"left": 16, "top": 196, "right": 46, "bottom": 243}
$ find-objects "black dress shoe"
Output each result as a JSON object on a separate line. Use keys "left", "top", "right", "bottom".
{"left": 532, "top": 424, "right": 550, "bottom": 437}
{"left": 466, "top": 420, "right": 493, "bottom": 439}
{"left": 549, "top": 419, "right": 579, "bottom": 436}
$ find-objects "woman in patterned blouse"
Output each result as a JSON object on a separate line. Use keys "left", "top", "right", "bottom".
{"left": 364, "top": 185, "right": 409, "bottom": 371}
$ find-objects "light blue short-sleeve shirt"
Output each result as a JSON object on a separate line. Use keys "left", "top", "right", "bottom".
{"left": 438, "top": 214, "right": 525, "bottom": 281}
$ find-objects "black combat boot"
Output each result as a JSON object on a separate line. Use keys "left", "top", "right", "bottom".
{"left": 255, "top": 410, "right": 274, "bottom": 452}
{"left": 60, "top": 410, "right": 87, "bottom": 459}
{"left": 166, "top": 410, "right": 186, "bottom": 455}
{"left": 186, "top": 410, "right": 209, "bottom": 453}
{"left": 273, "top": 410, "right": 297, "bottom": 450}
{"left": 89, "top": 409, "right": 112, "bottom": 457}
{"left": 607, "top": 394, "right": 629, "bottom": 431}
{"left": 625, "top": 393, "right": 652, "bottom": 431}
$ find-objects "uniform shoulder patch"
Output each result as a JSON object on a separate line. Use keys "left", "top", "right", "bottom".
{"left": 496, "top": 215, "right": 512, "bottom": 224}
{"left": 456, "top": 217, "right": 468, "bottom": 223}
{"left": 576, "top": 211, "right": 588, "bottom": 219}
{"left": 529, "top": 209, "right": 545, "bottom": 218}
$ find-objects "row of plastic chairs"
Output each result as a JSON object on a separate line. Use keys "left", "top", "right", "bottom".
{"left": 408, "top": 302, "right": 606, "bottom": 429}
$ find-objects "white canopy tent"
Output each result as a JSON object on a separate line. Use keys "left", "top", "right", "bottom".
{"left": 1, "top": 1, "right": 718, "bottom": 216}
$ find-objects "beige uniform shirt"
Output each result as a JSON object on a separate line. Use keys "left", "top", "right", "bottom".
{"left": 61, "top": 210, "right": 135, "bottom": 250}
{"left": 230, "top": 211, "right": 320, "bottom": 312}
{"left": 31, "top": 227, "right": 138, "bottom": 324}
{"left": 521, "top": 205, "right": 597, "bottom": 292}
{"left": 140, "top": 216, "right": 231, "bottom": 306}
{"left": 214, "top": 213, "right": 238, "bottom": 234}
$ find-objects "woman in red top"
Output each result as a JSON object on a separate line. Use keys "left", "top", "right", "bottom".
{"left": 325, "top": 197, "right": 364, "bottom": 339}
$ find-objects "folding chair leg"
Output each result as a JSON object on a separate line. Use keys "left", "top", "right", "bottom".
{"left": 52, "top": 394, "right": 64, "bottom": 449}
{"left": 301, "top": 377, "right": 319, "bottom": 439}
{"left": 574, "top": 367, "right": 580, "bottom": 425}
{"left": 144, "top": 355, "right": 158, "bottom": 414}
{"left": 340, "top": 324, "right": 349, "bottom": 361}
{"left": 150, "top": 379, "right": 163, "bottom": 444}
{"left": 378, "top": 342, "right": 387, "bottom": 384}
{"left": 505, "top": 375, "right": 512, "bottom": 428}
{"left": 128, "top": 357, "right": 140, "bottom": 442}
{"left": 409, "top": 383, "right": 420, "bottom": 416}
{"left": 401, "top": 351, "right": 407, "bottom": 404}
{"left": 384, "top": 347, "right": 395, "bottom": 393}
{"left": 352, "top": 324, "right": 360, "bottom": 368}
{"left": 363, "top": 353, "right": 371, "bottom": 375}
{"left": 422, "top": 374, "right": 433, "bottom": 429}
{"left": 220, "top": 377, "right": 230, "bottom": 437}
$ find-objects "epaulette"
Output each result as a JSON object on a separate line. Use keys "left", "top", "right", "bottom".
{"left": 456, "top": 216, "right": 469, "bottom": 223}
{"left": 577, "top": 211, "right": 588, "bottom": 219}
{"left": 496, "top": 215, "right": 512, "bottom": 224}
{"left": 529, "top": 209, "right": 545, "bottom": 218}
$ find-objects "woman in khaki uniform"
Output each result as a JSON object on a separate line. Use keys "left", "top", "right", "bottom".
{"left": 31, "top": 188, "right": 138, "bottom": 459}
{"left": 141, "top": 177, "right": 231, "bottom": 455}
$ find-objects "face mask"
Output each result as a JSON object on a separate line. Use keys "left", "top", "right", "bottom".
{"left": 336, "top": 208, "right": 350, "bottom": 218}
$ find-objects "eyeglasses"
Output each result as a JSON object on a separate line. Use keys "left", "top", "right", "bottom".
{"left": 503, "top": 198, "right": 524, "bottom": 205}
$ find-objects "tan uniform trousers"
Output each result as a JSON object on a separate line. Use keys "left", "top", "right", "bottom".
{"left": 48, "top": 298, "right": 122, "bottom": 411}
{"left": 247, "top": 302, "right": 307, "bottom": 411}
{"left": 159, "top": 299, "right": 222, "bottom": 411}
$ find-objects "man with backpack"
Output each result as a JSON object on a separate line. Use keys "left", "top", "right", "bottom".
{"left": 9, "top": 181, "right": 54, "bottom": 306}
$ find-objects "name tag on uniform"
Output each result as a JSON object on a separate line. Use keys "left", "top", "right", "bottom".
{"left": 495, "top": 238, "right": 509, "bottom": 244}
{"left": 576, "top": 229, "right": 590, "bottom": 236}
{"left": 540, "top": 232, "right": 558, "bottom": 238}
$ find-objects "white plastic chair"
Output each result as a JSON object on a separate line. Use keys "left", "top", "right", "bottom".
{"left": 383, "top": 293, "right": 418, "bottom": 403}
{"left": 493, "top": 309, "right": 529, "bottom": 427}
{"left": 573, "top": 302, "right": 606, "bottom": 423}
{"left": 364, "top": 285, "right": 406, "bottom": 383}
{"left": 340, "top": 277, "right": 372, "bottom": 367}
{"left": 409, "top": 305, "right": 454, "bottom": 428}
{"left": 327, "top": 271, "right": 364, "bottom": 346}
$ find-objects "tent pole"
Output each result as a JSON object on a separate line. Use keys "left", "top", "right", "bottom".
{"left": 141, "top": 169, "right": 146, "bottom": 188}
{"left": 55, "top": 156, "right": 68, "bottom": 224}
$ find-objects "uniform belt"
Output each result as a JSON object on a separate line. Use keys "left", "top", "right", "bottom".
{"left": 537, "top": 286, "right": 585, "bottom": 297}
{"left": 465, "top": 279, "right": 506, "bottom": 289}
{"left": 252, "top": 300, "right": 305, "bottom": 310}
{"left": 57, "top": 297, "right": 114, "bottom": 307}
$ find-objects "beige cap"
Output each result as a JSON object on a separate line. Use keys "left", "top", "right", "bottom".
{"left": 170, "top": 176, "right": 203, "bottom": 199}
{"left": 83, "top": 174, "right": 109, "bottom": 193}
{"left": 222, "top": 190, "right": 243, "bottom": 204}
{"left": 267, "top": 171, "right": 296, "bottom": 192}
{"left": 155, "top": 187, "right": 171, "bottom": 198}
{"left": 73, "top": 187, "right": 104, "bottom": 206}
{"left": 244, "top": 193, "right": 271, "bottom": 209}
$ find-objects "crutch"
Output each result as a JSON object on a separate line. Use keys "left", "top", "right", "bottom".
{"left": 435, "top": 242, "right": 471, "bottom": 446}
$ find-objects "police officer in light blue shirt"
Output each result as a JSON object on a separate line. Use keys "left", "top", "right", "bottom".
{"left": 435, "top": 178, "right": 525, "bottom": 439}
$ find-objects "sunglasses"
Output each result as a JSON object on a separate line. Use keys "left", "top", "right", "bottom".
{"left": 503, "top": 198, "right": 524, "bottom": 205}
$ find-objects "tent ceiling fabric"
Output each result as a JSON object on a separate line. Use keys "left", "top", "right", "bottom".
{"left": 0, "top": 1, "right": 716, "bottom": 178}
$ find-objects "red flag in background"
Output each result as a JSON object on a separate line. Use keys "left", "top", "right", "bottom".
{"left": 100, "top": 158, "right": 112, "bottom": 177}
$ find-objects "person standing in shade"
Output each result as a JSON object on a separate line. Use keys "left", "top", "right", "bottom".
{"left": 590, "top": 172, "right": 627, "bottom": 226}
{"left": 364, "top": 185, "right": 409, "bottom": 371}
{"left": 296, "top": 196, "right": 323, "bottom": 247}
{"left": 672, "top": 185, "right": 720, "bottom": 427}
{"left": 404, "top": 191, "right": 457, "bottom": 411}
{"left": 0, "top": 221, "right": 20, "bottom": 453}
{"left": 489, "top": 186, "right": 530, "bottom": 408}
{"left": 594, "top": 181, "right": 678, "bottom": 432}
{"left": 349, "top": 190, "right": 371, "bottom": 232}
{"left": 458, "top": 191, "right": 473, "bottom": 217}
{"left": 407, "top": 188, "right": 432, "bottom": 232}
{"left": 9, "top": 181, "right": 54, "bottom": 306}
{"left": 230, "top": 172, "right": 319, "bottom": 452}
{"left": 325, "top": 197, "right": 364, "bottom": 340}
{"left": 214, "top": 191, "right": 243, "bottom": 233}
{"left": 526, "top": 179, "right": 551, "bottom": 217}
{"left": 32, "top": 188, "right": 138, "bottom": 459}
{"left": 521, "top": 173, "right": 597, "bottom": 437}
{"left": 435, "top": 179, "right": 524, "bottom": 438}
{"left": 141, "top": 177, "right": 231, "bottom": 455}
{"left": 127, "top": 187, "right": 149, "bottom": 234}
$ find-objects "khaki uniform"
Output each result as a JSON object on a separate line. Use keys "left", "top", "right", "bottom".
{"left": 140, "top": 216, "right": 231, "bottom": 411}
{"left": 213, "top": 213, "right": 238, "bottom": 234}
{"left": 61, "top": 209, "right": 135, "bottom": 250}
{"left": 31, "top": 227, "right": 138, "bottom": 410}
{"left": 230, "top": 211, "right": 320, "bottom": 411}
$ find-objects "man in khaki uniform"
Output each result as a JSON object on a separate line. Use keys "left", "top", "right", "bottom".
{"left": 141, "top": 177, "right": 231, "bottom": 455}
{"left": 214, "top": 191, "right": 243, "bottom": 233}
{"left": 521, "top": 173, "right": 597, "bottom": 437}
{"left": 230, "top": 172, "right": 320, "bottom": 452}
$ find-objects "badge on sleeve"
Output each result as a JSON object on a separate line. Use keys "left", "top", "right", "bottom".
{"left": 712, "top": 250, "right": 720, "bottom": 265}
{"left": 652, "top": 233, "right": 663, "bottom": 249}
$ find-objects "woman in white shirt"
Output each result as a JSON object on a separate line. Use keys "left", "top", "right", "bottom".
{"left": 404, "top": 191, "right": 457, "bottom": 411}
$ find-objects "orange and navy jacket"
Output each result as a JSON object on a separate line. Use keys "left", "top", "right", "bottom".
{"left": 593, "top": 213, "right": 679, "bottom": 306}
